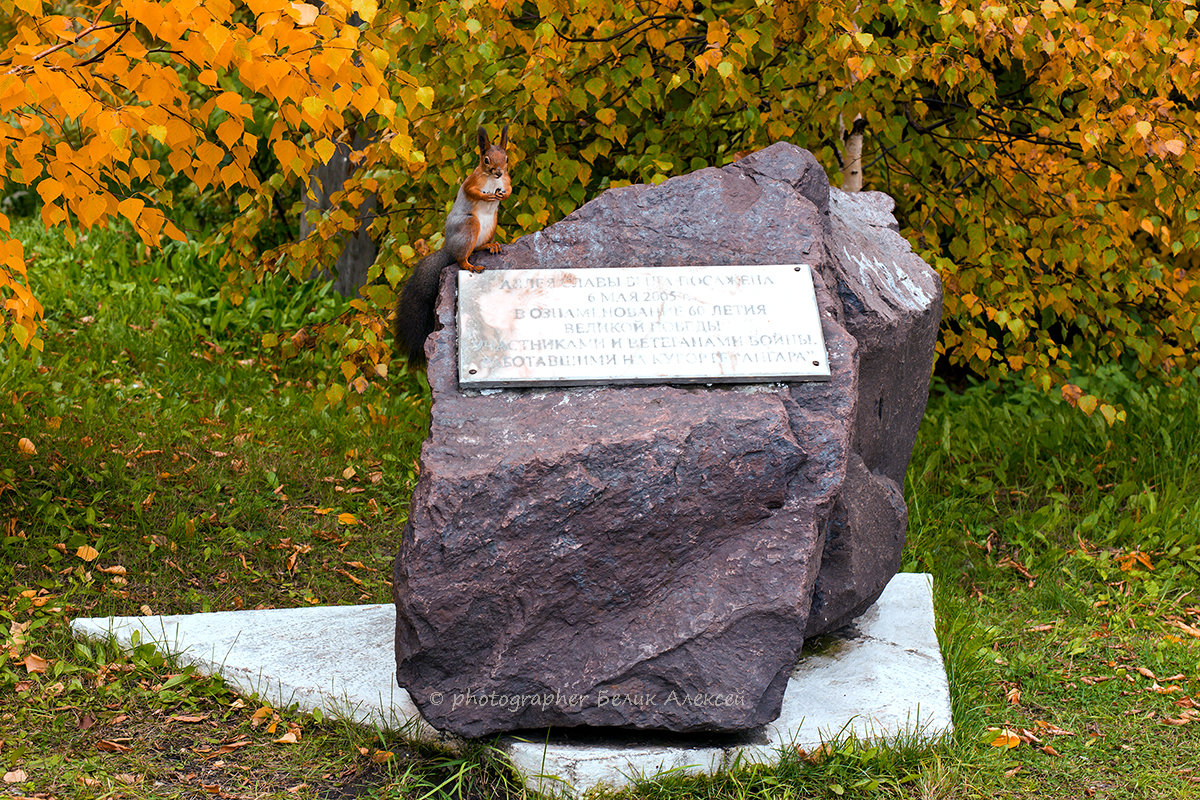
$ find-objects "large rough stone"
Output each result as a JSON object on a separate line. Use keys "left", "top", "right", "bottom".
{"left": 393, "top": 143, "right": 941, "bottom": 737}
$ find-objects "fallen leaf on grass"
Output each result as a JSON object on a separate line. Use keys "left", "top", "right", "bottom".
{"left": 335, "top": 568, "right": 363, "bottom": 586}
{"left": 3, "top": 770, "right": 28, "bottom": 784}
{"left": 337, "top": 512, "right": 359, "bottom": 525}
{"left": 193, "top": 739, "right": 252, "bottom": 758}
{"left": 76, "top": 545, "right": 99, "bottom": 561}
{"left": 98, "top": 739, "right": 132, "bottom": 753}
{"left": 369, "top": 749, "right": 394, "bottom": 763}
{"left": 169, "top": 714, "right": 209, "bottom": 723}
{"left": 1118, "top": 551, "right": 1155, "bottom": 572}
{"left": 988, "top": 727, "right": 1021, "bottom": 748}
{"left": 22, "top": 653, "right": 48, "bottom": 673}
{"left": 1033, "top": 720, "right": 1076, "bottom": 737}
{"left": 7, "top": 620, "right": 29, "bottom": 657}
{"left": 1171, "top": 620, "right": 1200, "bottom": 638}
{"left": 1042, "top": 745, "right": 1061, "bottom": 756}
{"left": 998, "top": 555, "right": 1036, "bottom": 582}
{"left": 98, "top": 565, "right": 126, "bottom": 575}
{"left": 1136, "top": 666, "right": 1157, "bottom": 680}
{"left": 1151, "top": 683, "right": 1183, "bottom": 694}
{"left": 284, "top": 544, "right": 311, "bottom": 572}
{"left": 1027, "top": 623, "right": 1055, "bottom": 632}
{"left": 1006, "top": 687, "right": 1021, "bottom": 705}
{"left": 1080, "top": 676, "right": 1113, "bottom": 685}
{"left": 249, "top": 706, "right": 274, "bottom": 727}
{"left": 274, "top": 724, "right": 302, "bottom": 744}
{"left": 1162, "top": 708, "right": 1200, "bottom": 726}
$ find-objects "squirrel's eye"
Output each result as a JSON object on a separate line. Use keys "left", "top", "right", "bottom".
{"left": 483, "top": 157, "right": 491, "bottom": 166}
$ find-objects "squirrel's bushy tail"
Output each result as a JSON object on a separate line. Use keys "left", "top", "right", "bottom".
{"left": 394, "top": 248, "right": 455, "bottom": 366}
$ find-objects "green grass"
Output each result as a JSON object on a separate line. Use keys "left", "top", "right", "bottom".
{"left": 3, "top": 221, "right": 1200, "bottom": 799}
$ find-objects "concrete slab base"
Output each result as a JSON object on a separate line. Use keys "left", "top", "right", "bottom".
{"left": 71, "top": 572, "right": 951, "bottom": 795}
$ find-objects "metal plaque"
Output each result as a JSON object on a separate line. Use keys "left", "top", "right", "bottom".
{"left": 457, "top": 264, "right": 831, "bottom": 388}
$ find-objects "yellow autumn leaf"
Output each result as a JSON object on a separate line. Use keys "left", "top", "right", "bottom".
{"left": 1162, "top": 139, "right": 1185, "bottom": 156}
{"left": 76, "top": 545, "right": 99, "bottom": 561}
{"left": 117, "top": 198, "right": 145, "bottom": 224}
{"left": 36, "top": 178, "right": 63, "bottom": 204}
{"left": 989, "top": 727, "right": 1021, "bottom": 748}
{"left": 1099, "top": 403, "right": 1120, "bottom": 426}
{"left": 76, "top": 194, "right": 109, "bottom": 228}
{"left": 17, "top": 437, "right": 36, "bottom": 456}
{"left": 350, "top": 0, "right": 377, "bottom": 22}
{"left": 1077, "top": 394, "right": 1098, "bottom": 415}
{"left": 337, "top": 513, "right": 359, "bottom": 525}
{"left": 60, "top": 87, "right": 92, "bottom": 118}
{"left": 289, "top": 2, "right": 320, "bottom": 26}
{"left": 301, "top": 95, "right": 326, "bottom": 121}
{"left": 314, "top": 138, "right": 336, "bottom": 164}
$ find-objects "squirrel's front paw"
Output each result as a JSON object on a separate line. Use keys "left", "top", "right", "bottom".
{"left": 493, "top": 189, "right": 507, "bottom": 199}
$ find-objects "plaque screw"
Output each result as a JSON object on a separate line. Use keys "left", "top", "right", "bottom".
{"left": 469, "top": 368, "right": 478, "bottom": 375}
{"left": 812, "top": 360, "right": 820, "bottom": 366}
{"left": 794, "top": 266, "right": 802, "bottom": 272}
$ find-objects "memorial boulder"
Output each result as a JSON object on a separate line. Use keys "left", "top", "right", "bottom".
{"left": 393, "top": 143, "right": 942, "bottom": 737}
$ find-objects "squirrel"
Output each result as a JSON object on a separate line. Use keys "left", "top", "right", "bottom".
{"left": 394, "top": 124, "right": 511, "bottom": 365}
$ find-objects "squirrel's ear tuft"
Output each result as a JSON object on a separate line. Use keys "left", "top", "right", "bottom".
{"left": 500, "top": 124, "right": 509, "bottom": 149}
{"left": 477, "top": 126, "right": 490, "bottom": 153}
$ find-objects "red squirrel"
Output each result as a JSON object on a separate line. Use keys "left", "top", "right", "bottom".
{"left": 394, "top": 124, "right": 511, "bottom": 365}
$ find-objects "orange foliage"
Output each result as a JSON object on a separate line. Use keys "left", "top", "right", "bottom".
{"left": 0, "top": 0, "right": 401, "bottom": 348}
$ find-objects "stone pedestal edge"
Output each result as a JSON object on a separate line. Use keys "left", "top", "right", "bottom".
{"left": 70, "top": 572, "right": 951, "bottom": 795}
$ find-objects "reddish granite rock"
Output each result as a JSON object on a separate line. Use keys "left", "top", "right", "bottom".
{"left": 393, "top": 143, "right": 941, "bottom": 737}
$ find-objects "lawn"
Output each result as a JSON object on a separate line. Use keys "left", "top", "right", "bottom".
{"left": 2, "top": 222, "right": 1199, "bottom": 799}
